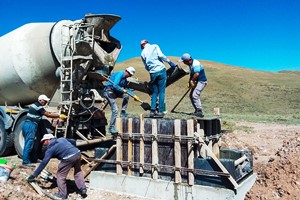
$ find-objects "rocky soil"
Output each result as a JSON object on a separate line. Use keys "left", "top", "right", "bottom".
{"left": 1, "top": 121, "right": 300, "bottom": 200}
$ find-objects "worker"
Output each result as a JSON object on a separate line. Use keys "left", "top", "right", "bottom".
{"left": 140, "top": 40, "right": 176, "bottom": 117}
{"left": 27, "top": 134, "right": 87, "bottom": 199}
{"left": 179, "top": 53, "right": 207, "bottom": 117}
{"left": 22, "top": 94, "right": 67, "bottom": 167}
{"left": 103, "top": 66, "right": 139, "bottom": 135}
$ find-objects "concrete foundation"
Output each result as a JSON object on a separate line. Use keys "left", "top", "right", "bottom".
{"left": 90, "top": 171, "right": 256, "bottom": 200}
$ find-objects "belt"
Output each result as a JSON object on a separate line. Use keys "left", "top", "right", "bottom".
{"left": 62, "top": 151, "right": 80, "bottom": 160}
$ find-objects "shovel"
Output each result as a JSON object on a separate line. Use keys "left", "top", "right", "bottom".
{"left": 102, "top": 74, "right": 151, "bottom": 111}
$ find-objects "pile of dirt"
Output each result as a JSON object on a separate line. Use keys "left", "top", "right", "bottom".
{"left": 246, "top": 132, "right": 300, "bottom": 200}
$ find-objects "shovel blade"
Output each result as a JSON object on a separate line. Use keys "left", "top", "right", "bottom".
{"left": 141, "top": 102, "right": 151, "bottom": 111}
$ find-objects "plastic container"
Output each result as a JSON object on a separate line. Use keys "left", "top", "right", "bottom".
{"left": 0, "top": 158, "right": 7, "bottom": 164}
{"left": 0, "top": 164, "right": 12, "bottom": 182}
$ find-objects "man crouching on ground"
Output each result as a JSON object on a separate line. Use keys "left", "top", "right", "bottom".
{"left": 27, "top": 134, "right": 87, "bottom": 199}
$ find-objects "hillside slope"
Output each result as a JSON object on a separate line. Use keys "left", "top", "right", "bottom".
{"left": 114, "top": 57, "right": 300, "bottom": 123}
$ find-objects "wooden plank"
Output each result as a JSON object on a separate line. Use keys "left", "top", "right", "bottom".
{"left": 197, "top": 136, "right": 239, "bottom": 188}
{"left": 212, "top": 139, "right": 220, "bottom": 159}
{"left": 174, "top": 119, "right": 182, "bottom": 183}
{"left": 151, "top": 119, "right": 158, "bottom": 180}
{"left": 187, "top": 119, "right": 194, "bottom": 185}
{"left": 127, "top": 118, "right": 133, "bottom": 175}
{"left": 116, "top": 117, "right": 123, "bottom": 175}
{"left": 139, "top": 114, "right": 145, "bottom": 175}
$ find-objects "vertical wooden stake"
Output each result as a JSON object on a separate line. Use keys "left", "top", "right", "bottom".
{"left": 174, "top": 119, "right": 182, "bottom": 183}
{"left": 187, "top": 119, "right": 194, "bottom": 185}
{"left": 127, "top": 118, "right": 133, "bottom": 175}
{"left": 152, "top": 119, "right": 158, "bottom": 180}
{"left": 116, "top": 117, "right": 123, "bottom": 175}
{"left": 139, "top": 114, "right": 145, "bottom": 175}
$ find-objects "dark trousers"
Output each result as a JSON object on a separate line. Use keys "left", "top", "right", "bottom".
{"left": 56, "top": 153, "right": 86, "bottom": 198}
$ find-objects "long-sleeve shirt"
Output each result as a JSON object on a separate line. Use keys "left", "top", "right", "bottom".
{"left": 105, "top": 70, "right": 135, "bottom": 96}
{"left": 141, "top": 43, "right": 170, "bottom": 74}
{"left": 33, "top": 138, "right": 79, "bottom": 177}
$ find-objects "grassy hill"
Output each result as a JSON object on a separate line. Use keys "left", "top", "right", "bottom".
{"left": 113, "top": 57, "right": 300, "bottom": 124}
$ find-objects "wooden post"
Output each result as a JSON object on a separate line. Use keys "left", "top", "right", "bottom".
{"left": 139, "top": 114, "right": 145, "bottom": 175}
{"left": 212, "top": 138, "right": 220, "bottom": 159}
{"left": 213, "top": 107, "right": 220, "bottom": 117}
{"left": 116, "top": 117, "right": 123, "bottom": 175}
{"left": 127, "top": 118, "right": 133, "bottom": 175}
{"left": 174, "top": 119, "right": 182, "bottom": 183}
{"left": 151, "top": 119, "right": 158, "bottom": 180}
{"left": 187, "top": 119, "right": 194, "bottom": 185}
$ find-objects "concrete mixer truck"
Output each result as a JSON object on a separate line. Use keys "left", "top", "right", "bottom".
{"left": 0, "top": 13, "right": 188, "bottom": 157}
{"left": 0, "top": 14, "right": 124, "bottom": 157}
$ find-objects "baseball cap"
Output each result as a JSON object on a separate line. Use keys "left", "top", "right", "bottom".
{"left": 41, "top": 134, "right": 55, "bottom": 142}
{"left": 179, "top": 53, "right": 192, "bottom": 62}
{"left": 126, "top": 66, "right": 136, "bottom": 76}
{"left": 38, "top": 94, "right": 50, "bottom": 101}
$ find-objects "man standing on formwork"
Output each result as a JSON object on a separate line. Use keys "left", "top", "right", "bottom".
{"left": 103, "top": 66, "right": 139, "bottom": 135}
{"left": 140, "top": 40, "right": 176, "bottom": 117}
{"left": 179, "top": 53, "right": 207, "bottom": 117}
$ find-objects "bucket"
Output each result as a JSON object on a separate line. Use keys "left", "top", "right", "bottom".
{"left": 0, "top": 164, "right": 12, "bottom": 182}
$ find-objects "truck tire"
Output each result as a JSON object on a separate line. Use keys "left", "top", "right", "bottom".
{"left": 0, "top": 116, "right": 14, "bottom": 156}
{"left": 13, "top": 115, "right": 27, "bottom": 158}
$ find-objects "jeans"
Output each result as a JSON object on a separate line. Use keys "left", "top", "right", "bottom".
{"left": 104, "top": 90, "right": 129, "bottom": 130}
{"left": 56, "top": 153, "right": 86, "bottom": 198}
{"left": 149, "top": 68, "right": 166, "bottom": 112}
{"left": 190, "top": 81, "right": 207, "bottom": 111}
{"left": 22, "top": 120, "right": 37, "bottom": 164}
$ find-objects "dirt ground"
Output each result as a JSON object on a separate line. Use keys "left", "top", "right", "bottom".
{"left": 1, "top": 121, "right": 299, "bottom": 200}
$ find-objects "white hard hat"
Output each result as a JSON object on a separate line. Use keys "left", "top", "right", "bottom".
{"left": 126, "top": 66, "right": 136, "bottom": 76}
{"left": 38, "top": 94, "right": 50, "bottom": 101}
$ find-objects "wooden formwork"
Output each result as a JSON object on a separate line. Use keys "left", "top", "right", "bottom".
{"left": 99, "top": 114, "right": 238, "bottom": 188}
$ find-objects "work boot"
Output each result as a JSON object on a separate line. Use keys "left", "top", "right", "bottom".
{"left": 193, "top": 109, "right": 204, "bottom": 118}
{"left": 79, "top": 188, "right": 87, "bottom": 198}
{"left": 120, "top": 110, "right": 128, "bottom": 118}
{"left": 53, "top": 192, "right": 67, "bottom": 200}
{"left": 149, "top": 110, "right": 156, "bottom": 117}
{"left": 155, "top": 112, "right": 164, "bottom": 118}
{"left": 109, "top": 127, "right": 118, "bottom": 136}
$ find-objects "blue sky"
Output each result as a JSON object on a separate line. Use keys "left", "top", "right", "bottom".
{"left": 1, "top": 0, "right": 299, "bottom": 72}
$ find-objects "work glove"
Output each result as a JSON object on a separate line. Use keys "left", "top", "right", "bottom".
{"left": 187, "top": 80, "right": 195, "bottom": 88}
{"left": 169, "top": 61, "right": 176, "bottom": 68}
{"left": 27, "top": 175, "right": 36, "bottom": 183}
{"left": 133, "top": 95, "right": 141, "bottom": 102}
{"left": 60, "top": 114, "right": 67, "bottom": 120}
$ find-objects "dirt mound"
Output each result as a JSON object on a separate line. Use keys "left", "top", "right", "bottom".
{"left": 246, "top": 132, "right": 300, "bottom": 200}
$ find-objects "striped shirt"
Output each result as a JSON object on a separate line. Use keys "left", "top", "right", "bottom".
{"left": 26, "top": 102, "right": 46, "bottom": 123}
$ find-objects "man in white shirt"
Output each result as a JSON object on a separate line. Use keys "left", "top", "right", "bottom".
{"left": 140, "top": 40, "right": 176, "bottom": 117}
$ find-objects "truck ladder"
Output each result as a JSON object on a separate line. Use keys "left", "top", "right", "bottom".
{"left": 55, "top": 22, "right": 95, "bottom": 137}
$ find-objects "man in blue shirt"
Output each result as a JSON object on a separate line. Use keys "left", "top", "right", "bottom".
{"left": 22, "top": 94, "right": 66, "bottom": 167}
{"left": 28, "top": 134, "right": 87, "bottom": 199}
{"left": 104, "top": 67, "right": 137, "bottom": 135}
{"left": 179, "top": 53, "right": 207, "bottom": 117}
{"left": 140, "top": 40, "right": 176, "bottom": 117}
